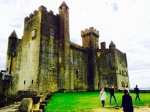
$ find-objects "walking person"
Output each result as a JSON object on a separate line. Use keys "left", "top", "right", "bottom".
{"left": 109, "top": 86, "right": 117, "bottom": 105}
{"left": 122, "top": 89, "right": 134, "bottom": 112}
{"left": 134, "top": 85, "right": 140, "bottom": 100}
{"left": 99, "top": 88, "right": 107, "bottom": 107}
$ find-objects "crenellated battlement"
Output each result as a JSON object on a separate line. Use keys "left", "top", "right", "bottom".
{"left": 24, "top": 5, "right": 57, "bottom": 23}
{"left": 24, "top": 9, "right": 39, "bottom": 22}
{"left": 81, "top": 27, "right": 99, "bottom": 38}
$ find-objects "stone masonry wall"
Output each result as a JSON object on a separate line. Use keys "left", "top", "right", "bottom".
{"left": 17, "top": 7, "right": 41, "bottom": 92}
{"left": 38, "top": 6, "right": 59, "bottom": 93}
{"left": 70, "top": 45, "right": 88, "bottom": 90}
{"left": 115, "top": 50, "right": 129, "bottom": 90}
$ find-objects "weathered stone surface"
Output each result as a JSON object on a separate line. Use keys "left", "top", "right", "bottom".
{"left": 18, "top": 98, "right": 33, "bottom": 112}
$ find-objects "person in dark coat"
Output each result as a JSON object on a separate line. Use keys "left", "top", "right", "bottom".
{"left": 134, "top": 85, "right": 140, "bottom": 100}
{"left": 122, "top": 89, "right": 134, "bottom": 112}
{"left": 109, "top": 86, "right": 117, "bottom": 104}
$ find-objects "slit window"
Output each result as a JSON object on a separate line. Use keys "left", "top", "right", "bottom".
{"left": 75, "top": 69, "right": 78, "bottom": 78}
{"left": 53, "top": 68, "right": 55, "bottom": 73}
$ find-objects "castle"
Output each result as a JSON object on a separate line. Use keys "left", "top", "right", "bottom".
{"left": 0, "top": 1, "right": 129, "bottom": 95}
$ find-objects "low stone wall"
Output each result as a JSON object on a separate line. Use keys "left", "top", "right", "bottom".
{"left": 18, "top": 98, "right": 33, "bottom": 112}
{"left": 18, "top": 92, "right": 53, "bottom": 112}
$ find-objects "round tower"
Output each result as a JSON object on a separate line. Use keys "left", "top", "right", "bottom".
{"left": 7, "top": 30, "right": 19, "bottom": 74}
{"left": 58, "top": 1, "right": 70, "bottom": 90}
{"left": 59, "top": 1, "right": 70, "bottom": 40}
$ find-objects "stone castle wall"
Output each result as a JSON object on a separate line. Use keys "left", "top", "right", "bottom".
{"left": 17, "top": 6, "right": 43, "bottom": 92}
{"left": 38, "top": 6, "right": 60, "bottom": 93}
{"left": 4, "top": 2, "right": 129, "bottom": 95}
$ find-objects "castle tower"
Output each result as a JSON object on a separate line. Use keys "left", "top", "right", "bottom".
{"left": 109, "top": 40, "right": 116, "bottom": 50}
{"left": 5, "top": 30, "right": 21, "bottom": 95}
{"left": 81, "top": 27, "right": 99, "bottom": 49}
{"left": 58, "top": 1, "right": 70, "bottom": 90}
{"left": 59, "top": 1, "right": 70, "bottom": 40}
{"left": 81, "top": 27, "right": 99, "bottom": 90}
{"left": 17, "top": 6, "right": 46, "bottom": 93}
{"left": 108, "top": 41, "right": 129, "bottom": 89}
{"left": 6, "top": 30, "right": 18, "bottom": 74}
{"left": 101, "top": 42, "right": 106, "bottom": 50}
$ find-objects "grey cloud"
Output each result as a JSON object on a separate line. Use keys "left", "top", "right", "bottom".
{"left": 113, "top": 3, "right": 118, "bottom": 11}
{"left": 104, "top": 2, "right": 118, "bottom": 12}
{"left": 128, "top": 59, "right": 150, "bottom": 70}
{"left": 139, "top": 39, "right": 150, "bottom": 49}
{"left": 1, "top": 0, "right": 14, "bottom": 5}
{"left": 9, "top": 23, "right": 22, "bottom": 28}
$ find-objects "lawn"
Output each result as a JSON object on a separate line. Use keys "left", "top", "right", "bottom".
{"left": 45, "top": 91, "right": 150, "bottom": 112}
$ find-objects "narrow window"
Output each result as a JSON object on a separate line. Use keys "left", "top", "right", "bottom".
{"left": 119, "top": 70, "right": 121, "bottom": 74}
{"left": 53, "top": 68, "right": 55, "bottom": 74}
{"left": 31, "top": 29, "right": 36, "bottom": 39}
{"left": 75, "top": 69, "right": 78, "bottom": 78}
{"left": 24, "top": 80, "right": 26, "bottom": 85}
{"left": 11, "top": 81, "right": 12, "bottom": 87}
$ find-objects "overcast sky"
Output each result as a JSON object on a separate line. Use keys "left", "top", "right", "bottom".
{"left": 0, "top": 0, "right": 150, "bottom": 89}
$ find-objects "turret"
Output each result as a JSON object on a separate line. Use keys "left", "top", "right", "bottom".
{"left": 58, "top": 1, "right": 70, "bottom": 90}
{"left": 6, "top": 30, "right": 19, "bottom": 75}
{"left": 101, "top": 42, "right": 106, "bottom": 50}
{"left": 7, "top": 30, "right": 18, "bottom": 56}
{"left": 109, "top": 41, "right": 116, "bottom": 50}
{"left": 81, "top": 27, "right": 99, "bottom": 90}
{"left": 59, "top": 1, "right": 70, "bottom": 40}
{"left": 81, "top": 27, "right": 99, "bottom": 49}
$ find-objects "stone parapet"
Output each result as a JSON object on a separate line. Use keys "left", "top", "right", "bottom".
{"left": 81, "top": 27, "right": 99, "bottom": 38}
{"left": 24, "top": 5, "right": 57, "bottom": 23}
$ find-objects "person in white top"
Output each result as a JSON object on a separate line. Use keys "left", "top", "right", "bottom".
{"left": 126, "top": 86, "right": 130, "bottom": 94}
{"left": 99, "top": 88, "right": 107, "bottom": 107}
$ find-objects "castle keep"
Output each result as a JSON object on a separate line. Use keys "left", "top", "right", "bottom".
{"left": 1, "top": 2, "right": 129, "bottom": 95}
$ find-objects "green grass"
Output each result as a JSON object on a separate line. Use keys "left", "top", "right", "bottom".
{"left": 45, "top": 92, "right": 150, "bottom": 112}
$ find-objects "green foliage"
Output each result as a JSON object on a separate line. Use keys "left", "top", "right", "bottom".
{"left": 45, "top": 92, "right": 150, "bottom": 112}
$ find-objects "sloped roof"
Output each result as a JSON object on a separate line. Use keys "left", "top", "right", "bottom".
{"left": 59, "top": 1, "right": 69, "bottom": 9}
{"left": 109, "top": 40, "right": 116, "bottom": 47}
{"left": 9, "top": 30, "right": 18, "bottom": 38}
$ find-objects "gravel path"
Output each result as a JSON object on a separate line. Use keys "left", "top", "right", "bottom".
{"left": 92, "top": 107, "right": 150, "bottom": 112}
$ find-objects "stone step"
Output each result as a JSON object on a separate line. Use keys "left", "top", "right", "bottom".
{"left": 0, "top": 102, "right": 20, "bottom": 112}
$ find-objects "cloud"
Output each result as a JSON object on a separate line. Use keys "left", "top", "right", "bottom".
{"left": 9, "top": 23, "right": 22, "bottom": 28}
{"left": 129, "top": 69, "right": 150, "bottom": 88}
